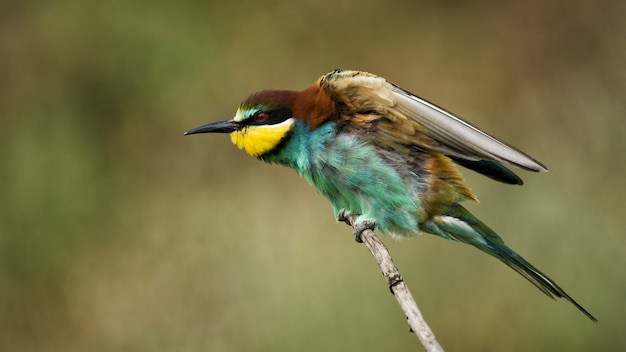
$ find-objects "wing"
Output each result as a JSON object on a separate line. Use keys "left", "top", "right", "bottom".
{"left": 320, "top": 70, "right": 547, "bottom": 184}
{"left": 389, "top": 85, "right": 547, "bottom": 172}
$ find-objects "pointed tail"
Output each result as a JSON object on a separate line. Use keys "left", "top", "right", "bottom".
{"left": 425, "top": 203, "right": 597, "bottom": 322}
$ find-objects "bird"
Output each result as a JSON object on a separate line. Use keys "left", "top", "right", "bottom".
{"left": 185, "top": 69, "right": 596, "bottom": 321}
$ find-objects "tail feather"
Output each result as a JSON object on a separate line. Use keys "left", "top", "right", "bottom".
{"left": 428, "top": 204, "right": 597, "bottom": 322}
{"left": 483, "top": 235, "right": 597, "bottom": 322}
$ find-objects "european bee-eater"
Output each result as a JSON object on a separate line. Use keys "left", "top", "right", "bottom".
{"left": 185, "top": 69, "right": 596, "bottom": 321}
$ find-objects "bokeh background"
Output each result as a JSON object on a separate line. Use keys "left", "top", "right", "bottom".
{"left": 2, "top": 0, "right": 624, "bottom": 351}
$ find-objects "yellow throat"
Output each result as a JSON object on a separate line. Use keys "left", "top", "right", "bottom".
{"left": 230, "top": 116, "right": 295, "bottom": 157}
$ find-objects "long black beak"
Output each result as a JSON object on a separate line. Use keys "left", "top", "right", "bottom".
{"left": 184, "top": 120, "right": 241, "bottom": 135}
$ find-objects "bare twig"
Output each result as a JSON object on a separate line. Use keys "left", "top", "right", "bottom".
{"left": 344, "top": 215, "right": 444, "bottom": 352}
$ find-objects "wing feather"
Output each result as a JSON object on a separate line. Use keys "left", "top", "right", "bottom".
{"left": 321, "top": 70, "right": 547, "bottom": 174}
{"left": 390, "top": 85, "right": 547, "bottom": 172}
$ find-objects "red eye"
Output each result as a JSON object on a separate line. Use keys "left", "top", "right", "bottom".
{"left": 254, "top": 111, "right": 268, "bottom": 123}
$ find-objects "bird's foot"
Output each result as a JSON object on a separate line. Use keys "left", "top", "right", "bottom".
{"left": 337, "top": 210, "right": 376, "bottom": 243}
{"left": 336, "top": 209, "right": 350, "bottom": 225}
{"left": 388, "top": 272, "right": 403, "bottom": 294}
{"left": 352, "top": 219, "right": 376, "bottom": 243}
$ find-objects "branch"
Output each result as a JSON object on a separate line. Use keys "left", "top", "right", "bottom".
{"left": 344, "top": 215, "right": 444, "bottom": 352}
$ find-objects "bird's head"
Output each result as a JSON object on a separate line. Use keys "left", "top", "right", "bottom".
{"left": 185, "top": 85, "right": 334, "bottom": 158}
{"left": 185, "top": 90, "right": 300, "bottom": 158}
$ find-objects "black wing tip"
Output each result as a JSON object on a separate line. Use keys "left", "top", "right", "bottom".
{"left": 450, "top": 158, "right": 525, "bottom": 185}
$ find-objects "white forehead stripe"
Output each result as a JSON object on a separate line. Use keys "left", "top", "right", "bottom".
{"left": 233, "top": 109, "right": 245, "bottom": 122}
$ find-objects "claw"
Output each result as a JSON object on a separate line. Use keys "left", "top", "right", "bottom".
{"left": 337, "top": 211, "right": 376, "bottom": 243}
{"left": 352, "top": 219, "right": 376, "bottom": 243}
{"left": 388, "top": 272, "right": 403, "bottom": 293}
{"left": 336, "top": 209, "right": 349, "bottom": 225}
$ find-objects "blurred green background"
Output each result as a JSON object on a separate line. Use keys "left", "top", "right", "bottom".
{"left": 1, "top": 0, "right": 624, "bottom": 351}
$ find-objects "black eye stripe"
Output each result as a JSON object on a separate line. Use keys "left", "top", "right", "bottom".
{"left": 248, "top": 108, "right": 292, "bottom": 126}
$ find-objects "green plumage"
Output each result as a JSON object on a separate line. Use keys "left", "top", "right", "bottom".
{"left": 264, "top": 120, "right": 420, "bottom": 236}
